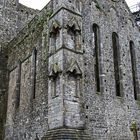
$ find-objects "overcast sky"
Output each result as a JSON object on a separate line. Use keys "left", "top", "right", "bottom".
{"left": 19, "top": 0, "right": 140, "bottom": 10}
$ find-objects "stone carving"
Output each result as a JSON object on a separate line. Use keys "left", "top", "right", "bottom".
{"left": 67, "top": 17, "right": 81, "bottom": 32}
{"left": 49, "top": 63, "right": 62, "bottom": 77}
{"left": 66, "top": 59, "right": 82, "bottom": 76}
{"left": 50, "top": 20, "right": 61, "bottom": 34}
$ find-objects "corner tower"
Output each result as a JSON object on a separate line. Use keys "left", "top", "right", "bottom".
{"left": 42, "top": 0, "right": 91, "bottom": 139}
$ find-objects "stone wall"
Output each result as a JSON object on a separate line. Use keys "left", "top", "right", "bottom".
{"left": 83, "top": 0, "right": 140, "bottom": 139}
{"left": 2, "top": 0, "right": 140, "bottom": 140}
{"left": 0, "top": 0, "right": 37, "bottom": 48}
{"left": 0, "top": 1, "right": 38, "bottom": 139}
{"left": 5, "top": 2, "right": 53, "bottom": 139}
{"left": 0, "top": 49, "right": 8, "bottom": 140}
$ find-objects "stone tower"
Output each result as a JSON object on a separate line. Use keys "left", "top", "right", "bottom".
{"left": 42, "top": 0, "right": 91, "bottom": 139}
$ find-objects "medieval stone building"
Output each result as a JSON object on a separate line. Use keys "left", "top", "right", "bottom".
{"left": 0, "top": 0, "right": 140, "bottom": 140}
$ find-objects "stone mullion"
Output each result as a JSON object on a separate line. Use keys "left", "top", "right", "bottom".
{"left": 75, "top": 31, "right": 81, "bottom": 51}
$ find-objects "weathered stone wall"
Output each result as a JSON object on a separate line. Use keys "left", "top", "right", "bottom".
{"left": 0, "top": 0, "right": 37, "bottom": 48}
{"left": 5, "top": 2, "right": 53, "bottom": 139}
{"left": 0, "top": 1, "right": 38, "bottom": 139}
{"left": 0, "top": 50, "right": 8, "bottom": 140}
{"left": 2, "top": 0, "right": 140, "bottom": 140}
{"left": 17, "top": 3, "right": 39, "bottom": 31}
{"left": 83, "top": 0, "right": 140, "bottom": 139}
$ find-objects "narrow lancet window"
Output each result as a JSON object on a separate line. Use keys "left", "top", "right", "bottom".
{"left": 93, "top": 24, "right": 100, "bottom": 92}
{"left": 16, "top": 60, "right": 21, "bottom": 108}
{"left": 31, "top": 48, "right": 37, "bottom": 99}
{"left": 130, "top": 41, "right": 139, "bottom": 100}
{"left": 112, "top": 32, "right": 121, "bottom": 96}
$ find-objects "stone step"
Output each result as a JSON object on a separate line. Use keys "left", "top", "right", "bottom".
{"left": 42, "top": 128, "right": 92, "bottom": 140}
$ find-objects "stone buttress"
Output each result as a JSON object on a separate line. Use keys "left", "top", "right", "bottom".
{"left": 42, "top": 0, "right": 91, "bottom": 139}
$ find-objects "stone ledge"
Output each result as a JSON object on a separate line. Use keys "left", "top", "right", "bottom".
{"left": 42, "top": 128, "right": 92, "bottom": 140}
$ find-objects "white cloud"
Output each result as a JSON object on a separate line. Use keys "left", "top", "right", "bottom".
{"left": 19, "top": 0, "right": 50, "bottom": 10}
{"left": 126, "top": 0, "right": 140, "bottom": 7}
{"left": 19, "top": 0, "right": 140, "bottom": 10}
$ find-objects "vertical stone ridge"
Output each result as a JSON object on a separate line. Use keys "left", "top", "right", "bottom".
{"left": 0, "top": 50, "right": 8, "bottom": 140}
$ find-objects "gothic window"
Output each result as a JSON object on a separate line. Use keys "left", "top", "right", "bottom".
{"left": 93, "top": 24, "right": 101, "bottom": 92}
{"left": 112, "top": 32, "right": 121, "bottom": 96}
{"left": 67, "top": 26, "right": 76, "bottom": 50}
{"left": 15, "top": 60, "right": 21, "bottom": 108}
{"left": 67, "top": 60, "right": 82, "bottom": 98}
{"left": 67, "top": 18, "right": 81, "bottom": 51}
{"left": 31, "top": 48, "right": 37, "bottom": 99}
{"left": 49, "top": 21, "right": 60, "bottom": 53}
{"left": 67, "top": 72, "right": 81, "bottom": 98}
{"left": 49, "top": 63, "right": 61, "bottom": 98}
{"left": 50, "top": 30, "right": 59, "bottom": 52}
{"left": 51, "top": 75, "right": 60, "bottom": 98}
{"left": 67, "top": 26, "right": 81, "bottom": 50}
{"left": 51, "top": 77, "right": 56, "bottom": 98}
{"left": 130, "top": 41, "right": 139, "bottom": 100}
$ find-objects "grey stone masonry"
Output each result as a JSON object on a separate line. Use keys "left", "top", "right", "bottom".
{"left": 0, "top": 49, "right": 8, "bottom": 140}
{"left": 47, "top": 0, "right": 84, "bottom": 130}
{"left": 0, "top": 0, "right": 37, "bottom": 49}
{"left": 0, "top": 0, "right": 37, "bottom": 140}
{"left": 0, "top": 0, "right": 140, "bottom": 140}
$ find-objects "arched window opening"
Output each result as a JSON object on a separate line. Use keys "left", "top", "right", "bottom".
{"left": 130, "top": 41, "right": 139, "bottom": 100}
{"left": 93, "top": 24, "right": 101, "bottom": 93}
{"left": 51, "top": 75, "right": 60, "bottom": 98}
{"left": 112, "top": 32, "right": 121, "bottom": 96}
{"left": 31, "top": 48, "right": 37, "bottom": 99}
{"left": 67, "top": 25, "right": 76, "bottom": 50}
{"left": 49, "top": 21, "right": 60, "bottom": 53}
{"left": 49, "top": 63, "right": 61, "bottom": 98}
{"left": 67, "top": 17, "right": 81, "bottom": 51}
{"left": 15, "top": 60, "right": 21, "bottom": 108}
{"left": 50, "top": 29, "right": 59, "bottom": 52}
